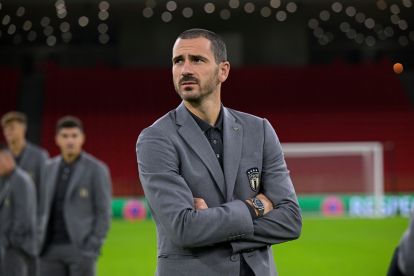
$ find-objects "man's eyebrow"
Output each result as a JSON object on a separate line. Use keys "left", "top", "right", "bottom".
{"left": 172, "top": 55, "right": 183, "bottom": 63}
{"left": 189, "top": 55, "right": 208, "bottom": 61}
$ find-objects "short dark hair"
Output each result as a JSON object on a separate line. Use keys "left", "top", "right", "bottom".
{"left": 1, "top": 111, "right": 27, "bottom": 128}
{"left": 56, "top": 116, "right": 84, "bottom": 133}
{"left": 0, "top": 143, "right": 8, "bottom": 151}
{"left": 177, "top": 28, "right": 227, "bottom": 64}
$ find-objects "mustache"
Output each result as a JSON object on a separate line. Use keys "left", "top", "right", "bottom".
{"left": 179, "top": 75, "right": 199, "bottom": 85}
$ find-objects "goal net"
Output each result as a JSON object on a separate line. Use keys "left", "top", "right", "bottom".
{"left": 282, "top": 142, "right": 384, "bottom": 216}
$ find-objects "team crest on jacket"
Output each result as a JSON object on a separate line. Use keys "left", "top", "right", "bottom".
{"left": 246, "top": 168, "right": 260, "bottom": 191}
{"left": 79, "top": 187, "right": 89, "bottom": 198}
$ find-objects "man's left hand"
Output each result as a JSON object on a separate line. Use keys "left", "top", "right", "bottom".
{"left": 194, "top": 198, "right": 208, "bottom": 210}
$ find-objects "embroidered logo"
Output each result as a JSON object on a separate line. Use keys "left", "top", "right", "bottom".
{"left": 246, "top": 168, "right": 260, "bottom": 192}
{"left": 79, "top": 188, "right": 89, "bottom": 198}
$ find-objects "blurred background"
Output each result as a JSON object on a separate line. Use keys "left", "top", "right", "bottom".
{"left": 1, "top": 0, "right": 414, "bottom": 275}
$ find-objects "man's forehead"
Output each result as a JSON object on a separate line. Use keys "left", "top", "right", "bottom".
{"left": 172, "top": 37, "right": 213, "bottom": 57}
{"left": 59, "top": 128, "right": 82, "bottom": 134}
{"left": 4, "top": 120, "right": 25, "bottom": 127}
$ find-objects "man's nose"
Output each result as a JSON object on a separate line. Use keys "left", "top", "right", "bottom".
{"left": 181, "top": 60, "right": 194, "bottom": 75}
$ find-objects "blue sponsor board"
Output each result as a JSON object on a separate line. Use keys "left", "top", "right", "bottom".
{"left": 298, "top": 194, "right": 414, "bottom": 217}
{"left": 349, "top": 195, "right": 414, "bottom": 217}
{"left": 112, "top": 195, "right": 414, "bottom": 219}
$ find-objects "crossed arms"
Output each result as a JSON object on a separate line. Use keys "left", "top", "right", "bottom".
{"left": 137, "top": 119, "right": 301, "bottom": 251}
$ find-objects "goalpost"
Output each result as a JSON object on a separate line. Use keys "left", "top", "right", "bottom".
{"left": 281, "top": 142, "right": 384, "bottom": 216}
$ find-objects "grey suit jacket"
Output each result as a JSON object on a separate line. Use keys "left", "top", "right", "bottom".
{"left": 0, "top": 168, "right": 37, "bottom": 256}
{"left": 39, "top": 152, "right": 112, "bottom": 257}
{"left": 18, "top": 142, "right": 49, "bottom": 190}
{"left": 17, "top": 142, "right": 49, "bottom": 221}
{"left": 399, "top": 211, "right": 414, "bottom": 275}
{"left": 137, "top": 103, "right": 302, "bottom": 276}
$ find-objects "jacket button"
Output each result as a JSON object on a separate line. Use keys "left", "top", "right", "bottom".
{"left": 230, "top": 254, "right": 239, "bottom": 262}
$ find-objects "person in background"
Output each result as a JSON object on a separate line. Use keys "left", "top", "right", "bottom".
{"left": 39, "top": 116, "right": 112, "bottom": 276}
{"left": 1, "top": 111, "right": 49, "bottom": 276}
{"left": 0, "top": 143, "right": 37, "bottom": 276}
{"left": 1, "top": 111, "right": 49, "bottom": 196}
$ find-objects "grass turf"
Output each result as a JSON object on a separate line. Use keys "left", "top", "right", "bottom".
{"left": 97, "top": 217, "right": 408, "bottom": 276}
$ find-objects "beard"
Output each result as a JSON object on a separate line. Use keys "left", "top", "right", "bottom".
{"left": 174, "top": 69, "right": 220, "bottom": 104}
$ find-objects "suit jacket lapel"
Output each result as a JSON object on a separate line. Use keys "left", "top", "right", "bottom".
{"left": 46, "top": 158, "right": 60, "bottom": 212}
{"left": 0, "top": 177, "right": 11, "bottom": 207}
{"left": 222, "top": 107, "right": 243, "bottom": 200}
{"left": 176, "top": 103, "right": 226, "bottom": 199}
{"left": 18, "top": 143, "right": 29, "bottom": 168}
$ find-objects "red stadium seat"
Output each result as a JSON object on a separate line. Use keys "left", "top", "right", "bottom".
{"left": 41, "top": 61, "right": 414, "bottom": 195}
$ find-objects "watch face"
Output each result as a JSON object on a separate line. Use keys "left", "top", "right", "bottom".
{"left": 253, "top": 198, "right": 264, "bottom": 209}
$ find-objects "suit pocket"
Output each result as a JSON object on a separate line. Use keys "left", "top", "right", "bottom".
{"left": 158, "top": 253, "right": 199, "bottom": 260}
{"left": 157, "top": 256, "right": 204, "bottom": 276}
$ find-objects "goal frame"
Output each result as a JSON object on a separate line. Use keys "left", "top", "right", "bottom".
{"left": 281, "top": 142, "right": 384, "bottom": 216}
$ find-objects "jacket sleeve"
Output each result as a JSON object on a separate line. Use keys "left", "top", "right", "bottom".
{"left": 398, "top": 212, "right": 414, "bottom": 274}
{"left": 231, "top": 119, "right": 302, "bottom": 253}
{"left": 37, "top": 161, "right": 49, "bottom": 244}
{"left": 84, "top": 163, "right": 112, "bottom": 252}
{"left": 9, "top": 173, "right": 37, "bottom": 251}
{"left": 137, "top": 126, "right": 254, "bottom": 249}
{"left": 36, "top": 150, "right": 49, "bottom": 219}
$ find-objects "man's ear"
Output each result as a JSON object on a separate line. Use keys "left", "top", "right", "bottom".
{"left": 218, "top": 61, "right": 230, "bottom": 83}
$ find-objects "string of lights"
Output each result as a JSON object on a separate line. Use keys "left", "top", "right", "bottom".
{"left": 0, "top": 0, "right": 412, "bottom": 49}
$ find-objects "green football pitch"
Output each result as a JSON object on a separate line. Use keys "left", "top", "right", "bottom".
{"left": 97, "top": 217, "right": 408, "bottom": 276}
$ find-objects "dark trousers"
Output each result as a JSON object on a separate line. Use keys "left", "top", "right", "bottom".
{"left": 0, "top": 247, "right": 31, "bottom": 276}
{"left": 40, "top": 244, "right": 96, "bottom": 276}
{"left": 27, "top": 255, "right": 39, "bottom": 276}
{"left": 0, "top": 247, "right": 4, "bottom": 276}
{"left": 0, "top": 245, "right": 5, "bottom": 276}
{"left": 388, "top": 247, "right": 405, "bottom": 276}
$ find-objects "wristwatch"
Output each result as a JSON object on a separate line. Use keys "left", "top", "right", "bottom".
{"left": 251, "top": 197, "right": 265, "bottom": 217}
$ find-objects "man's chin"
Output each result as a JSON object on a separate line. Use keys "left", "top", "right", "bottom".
{"left": 63, "top": 150, "right": 80, "bottom": 156}
{"left": 178, "top": 90, "right": 200, "bottom": 101}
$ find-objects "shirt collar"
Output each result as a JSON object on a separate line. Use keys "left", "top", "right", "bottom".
{"left": 188, "top": 106, "right": 223, "bottom": 132}
{"left": 60, "top": 153, "right": 82, "bottom": 167}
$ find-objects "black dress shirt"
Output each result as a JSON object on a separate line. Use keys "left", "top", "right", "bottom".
{"left": 46, "top": 156, "right": 80, "bottom": 246}
{"left": 188, "top": 108, "right": 224, "bottom": 170}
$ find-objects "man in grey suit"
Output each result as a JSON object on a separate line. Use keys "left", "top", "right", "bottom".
{"left": 137, "top": 28, "right": 302, "bottom": 276}
{"left": 0, "top": 143, "right": 37, "bottom": 276}
{"left": 1, "top": 111, "right": 49, "bottom": 199}
{"left": 39, "top": 116, "right": 112, "bottom": 276}
{"left": 2, "top": 111, "right": 49, "bottom": 276}
{"left": 388, "top": 211, "right": 414, "bottom": 276}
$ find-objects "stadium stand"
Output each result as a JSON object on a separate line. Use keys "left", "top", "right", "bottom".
{"left": 40, "top": 61, "right": 414, "bottom": 195}
{"left": 0, "top": 67, "right": 20, "bottom": 119}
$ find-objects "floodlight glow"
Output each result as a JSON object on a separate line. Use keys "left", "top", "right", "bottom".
{"left": 220, "top": 9, "right": 231, "bottom": 20}
{"left": 7, "top": 24, "right": 16, "bottom": 35}
{"left": 161, "top": 11, "right": 172, "bottom": 22}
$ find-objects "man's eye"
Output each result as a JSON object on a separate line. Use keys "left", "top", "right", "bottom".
{"left": 174, "top": 59, "right": 183, "bottom": 64}
{"left": 194, "top": 58, "right": 203, "bottom": 63}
